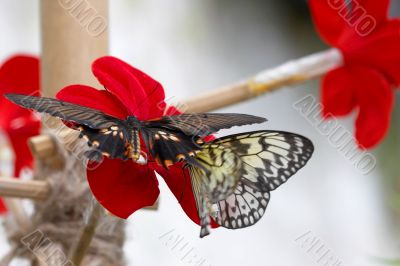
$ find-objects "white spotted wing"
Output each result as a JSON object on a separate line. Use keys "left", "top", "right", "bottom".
{"left": 190, "top": 131, "right": 314, "bottom": 235}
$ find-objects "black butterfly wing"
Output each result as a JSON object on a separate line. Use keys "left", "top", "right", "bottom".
{"left": 143, "top": 113, "right": 267, "bottom": 136}
{"left": 141, "top": 127, "right": 202, "bottom": 168}
{"left": 140, "top": 113, "right": 266, "bottom": 169}
{"left": 78, "top": 125, "right": 131, "bottom": 161}
{"left": 5, "top": 94, "right": 122, "bottom": 129}
{"left": 5, "top": 94, "right": 131, "bottom": 160}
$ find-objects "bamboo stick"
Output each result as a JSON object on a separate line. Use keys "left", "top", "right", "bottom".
{"left": 0, "top": 178, "right": 50, "bottom": 200}
{"left": 28, "top": 135, "right": 56, "bottom": 159}
{"left": 40, "top": 0, "right": 110, "bottom": 264}
{"left": 182, "top": 48, "right": 342, "bottom": 112}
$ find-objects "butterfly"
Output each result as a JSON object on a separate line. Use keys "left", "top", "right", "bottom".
{"left": 188, "top": 131, "right": 314, "bottom": 237}
{"left": 4, "top": 94, "right": 267, "bottom": 167}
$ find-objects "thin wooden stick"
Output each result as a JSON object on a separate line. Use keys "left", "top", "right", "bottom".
{"left": 0, "top": 178, "right": 50, "bottom": 200}
{"left": 69, "top": 202, "right": 102, "bottom": 265}
{"left": 182, "top": 48, "right": 342, "bottom": 112}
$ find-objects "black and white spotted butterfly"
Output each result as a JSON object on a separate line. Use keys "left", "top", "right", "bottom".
{"left": 4, "top": 94, "right": 266, "bottom": 166}
{"left": 189, "top": 131, "right": 314, "bottom": 237}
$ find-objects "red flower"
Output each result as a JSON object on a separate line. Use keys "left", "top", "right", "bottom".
{"left": 0, "top": 55, "right": 40, "bottom": 213}
{"left": 309, "top": 0, "right": 398, "bottom": 148}
{"left": 57, "top": 56, "right": 213, "bottom": 227}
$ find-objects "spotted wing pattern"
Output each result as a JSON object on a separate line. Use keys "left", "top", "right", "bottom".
{"left": 78, "top": 125, "right": 131, "bottom": 161}
{"left": 141, "top": 128, "right": 203, "bottom": 168}
{"left": 212, "top": 180, "right": 270, "bottom": 229}
{"left": 215, "top": 131, "right": 315, "bottom": 191}
{"left": 190, "top": 131, "right": 314, "bottom": 236}
{"left": 188, "top": 144, "right": 244, "bottom": 238}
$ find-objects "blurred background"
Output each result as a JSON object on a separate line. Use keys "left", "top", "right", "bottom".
{"left": 0, "top": 0, "right": 399, "bottom": 265}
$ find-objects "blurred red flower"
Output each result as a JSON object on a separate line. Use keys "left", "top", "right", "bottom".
{"left": 309, "top": 0, "right": 399, "bottom": 148}
{"left": 57, "top": 56, "right": 211, "bottom": 227}
{"left": 0, "top": 55, "right": 40, "bottom": 213}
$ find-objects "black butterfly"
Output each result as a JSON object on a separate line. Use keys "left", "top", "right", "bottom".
{"left": 5, "top": 94, "right": 266, "bottom": 167}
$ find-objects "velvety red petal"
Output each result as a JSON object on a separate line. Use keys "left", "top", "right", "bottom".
{"left": 0, "top": 101, "right": 39, "bottom": 176}
{"left": 353, "top": 67, "right": 394, "bottom": 148}
{"left": 344, "top": 19, "right": 400, "bottom": 86}
{"left": 152, "top": 163, "right": 219, "bottom": 228}
{"left": 0, "top": 55, "right": 40, "bottom": 95}
{"left": 163, "top": 105, "right": 182, "bottom": 116}
{"left": 92, "top": 56, "right": 166, "bottom": 119}
{"left": 321, "top": 67, "right": 357, "bottom": 117}
{"left": 357, "top": 0, "right": 390, "bottom": 23}
{"left": 87, "top": 158, "right": 160, "bottom": 219}
{"left": 9, "top": 132, "right": 37, "bottom": 176}
{"left": 0, "top": 55, "right": 40, "bottom": 214}
{"left": 4, "top": 109, "right": 40, "bottom": 176}
{"left": 309, "top": 0, "right": 350, "bottom": 46}
{"left": 0, "top": 55, "right": 40, "bottom": 174}
{"left": 0, "top": 201, "right": 7, "bottom": 214}
{"left": 56, "top": 85, "right": 128, "bottom": 119}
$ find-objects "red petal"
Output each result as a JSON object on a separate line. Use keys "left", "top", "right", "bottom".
{"left": 0, "top": 201, "right": 7, "bottom": 214}
{"left": 309, "top": 0, "right": 350, "bottom": 46}
{"left": 87, "top": 158, "right": 159, "bottom": 219}
{"left": 321, "top": 67, "right": 357, "bottom": 117}
{"left": 163, "top": 105, "right": 182, "bottom": 116}
{"left": 357, "top": 0, "right": 390, "bottom": 23}
{"left": 0, "top": 55, "right": 40, "bottom": 175}
{"left": 9, "top": 130, "right": 38, "bottom": 176}
{"left": 92, "top": 56, "right": 166, "bottom": 119}
{"left": 353, "top": 67, "right": 394, "bottom": 148}
{"left": 153, "top": 163, "right": 219, "bottom": 228}
{"left": 344, "top": 19, "right": 400, "bottom": 86}
{"left": 0, "top": 55, "right": 40, "bottom": 95}
{"left": 0, "top": 55, "right": 40, "bottom": 214}
{"left": 56, "top": 85, "right": 128, "bottom": 119}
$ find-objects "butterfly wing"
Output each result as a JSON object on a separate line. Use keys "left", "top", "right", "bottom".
{"left": 212, "top": 179, "right": 270, "bottom": 229}
{"left": 78, "top": 125, "right": 131, "bottom": 161}
{"left": 141, "top": 113, "right": 266, "bottom": 168}
{"left": 141, "top": 128, "right": 203, "bottom": 168}
{"left": 143, "top": 113, "right": 267, "bottom": 136}
{"left": 5, "top": 94, "right": 131, "bottom": 160}
{"left": 5, "top": 94, "right": 122, "bottom": 129}
{"left": 189, "top": 166, "right": 213, "bottom": 238}
{"left": 190, "top": 131, "right": 314, "bottom": 233}
{"left": 188, "top": 143, "right": 244, "bottom": 237}
{"left": 214, "top": 131, "right": 314, "bottom": 191}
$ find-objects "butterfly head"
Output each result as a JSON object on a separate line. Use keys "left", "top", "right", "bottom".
{"left": 127, "top": 116, "right": 141, "bottom": 128}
